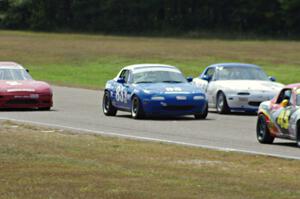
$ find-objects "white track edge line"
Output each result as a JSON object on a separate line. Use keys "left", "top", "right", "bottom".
{"left": 1, "top": 117, "right": 299, "bottom": 161}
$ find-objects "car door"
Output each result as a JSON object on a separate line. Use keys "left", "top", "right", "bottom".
{"left": 271, "top": 89, "right": 294, "bottom": 135}
{"left": 115, "top": 69, "right": 131, "bottom": 109}
{"left": 287, "top": 89, "right": 300, "bottom": 139}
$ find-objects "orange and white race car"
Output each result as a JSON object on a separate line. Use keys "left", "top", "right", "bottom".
{"left": 257, "top": 83, "right": 300, "bottom": 147}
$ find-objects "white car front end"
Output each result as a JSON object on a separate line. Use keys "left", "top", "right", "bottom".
{"left": 193, "top": 78, "right": 284, "bottom": 112}
{"left": 219, "top": 80, "right": 283, "bottom": 111}
{"left": 224, "top": 89, "right": 277, "bottom": 112}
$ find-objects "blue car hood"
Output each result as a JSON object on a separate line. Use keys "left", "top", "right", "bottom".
{"left": 135, "top": 83, "right": 203, "bottom": 94}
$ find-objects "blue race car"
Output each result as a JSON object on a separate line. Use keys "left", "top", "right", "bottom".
{"left": 103, "top": 64, "right": 208, "bottom": 119}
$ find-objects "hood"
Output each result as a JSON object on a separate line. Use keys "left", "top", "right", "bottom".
{"left": 0, "top": 80, "right": 52, "bottom": 93}
{"left": 135, "top": 82, "right": 203, "bottom": 94}
{"left": 217, "top": 80, "right": 284, "bottom": 93}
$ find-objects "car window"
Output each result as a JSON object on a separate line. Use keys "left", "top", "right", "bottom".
{"left": 215, "top": 66, "right": 269, "bottom": 81}
{"left": 297, "top": 95, "right": 300, "bottom": 106}
{"left": 204, "top": 68, "right": 215, "bottom": 79}
{"left": 276, "top": 89, "right": 292, "bottom": 104}
{"left": 119, "top": 70, "right": 130, "bottom": 83}
{"left": 0, "top": 69, "right": 32, "bottom": 80}
{"left": 296, "top": 89, "right": 300, "bottom": 106}
{"left": 133, "top": 70, "right": 186, "bottom": 84}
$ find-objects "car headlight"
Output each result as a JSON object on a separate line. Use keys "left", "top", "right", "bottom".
{"left": 143, "top": 89, "right": 152, "bottom": 94}
{"left": 151, "top": 96, "right": 165, "bottom": 101}
{"left": 193, "top": 96, "right": 205, "bottom": 100}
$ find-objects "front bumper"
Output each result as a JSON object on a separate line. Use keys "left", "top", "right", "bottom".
{"left": 226, "top": 93, "right": 273, "bottom": 112}
{"left": 141, "top": 95, "right": 207, "bottom": 116}
{"left": 0, "top": 92, "right": 53, "bottom": 109}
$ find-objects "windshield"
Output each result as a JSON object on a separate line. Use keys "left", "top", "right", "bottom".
{"left": 296, "top": 95, "right": 300, "bottom": 106}
{"left": 296, "top": 89, "right": 300, "bottom": 106}
{"left": 133, "top": 70, "right": 187, "bottom": 84}
{"left": 0, "top": 69, "right": 32, "bottom": 80}
{"left": 215, "top": 67, "right": 269, "bottom": 81}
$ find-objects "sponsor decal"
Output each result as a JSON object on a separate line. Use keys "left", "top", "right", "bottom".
{"left": 165, "top": 87, "right": 182, "bottom": 92}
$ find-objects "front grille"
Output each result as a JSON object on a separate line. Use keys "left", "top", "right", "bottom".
{"left": 238, "top": 92, "right": 250, "bottom": 95}
{"left": 163, "top": 105, "right": 194, "bottom": 111}
{"left": 248, "top": 101, "right": 261, "bottom": 107}
{"left": 6, "top": 99, "right": 38, "bottom": 105}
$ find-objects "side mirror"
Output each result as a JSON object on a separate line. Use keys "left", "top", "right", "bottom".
{"left": 26, "top": 69, "right": 30, "bottom": 73}
{"left": 117, "top": 77, "right": 125, "bottom": 84}
{"left": 201, "top": 75, "right": 211, "bottom": 82}
{"left": 186, "top": 77, "right": 193, "bottom": 82}
{"left": 281, "top": 99, "right": 289, "bottom": 107}
{"left": 269, "top": 76, "right": 276, "bottom": 82}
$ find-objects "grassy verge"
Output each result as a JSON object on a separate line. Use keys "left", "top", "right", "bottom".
{"left": 0, "top": 31, "right": 299, "bottom": 88}
{"left": 0, "top": 121, "right": 300, "bottom": 199}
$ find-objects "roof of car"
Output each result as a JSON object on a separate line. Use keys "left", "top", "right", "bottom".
{"left": 0, "top": 62, "right": 24, "bottom": 69}
{"left": 208, "top": 63, "right": 260, "bottom": 69}
{"left": 123, "top": 64, "right": 178, "bottom": 71}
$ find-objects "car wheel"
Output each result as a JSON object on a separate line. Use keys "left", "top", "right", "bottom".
{"left": 216, "top": 92, "right": 230, "bottom": 114}
{"left": 103, "top": 91, "right": 117, "bottom": 116}
{"left": 256, "top": 114, "right": 274, "bottom": 144}
{"left": 131, "top": 96, "right": 145, "bottom": 119}
{"left": 195, "top": 102, "right": 208, "bottom": 120}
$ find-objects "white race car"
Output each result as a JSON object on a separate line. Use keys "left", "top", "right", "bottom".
{"left": 193, "top": 63, "right": 284, "bottom": 114}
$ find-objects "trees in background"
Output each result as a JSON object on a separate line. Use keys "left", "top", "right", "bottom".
{"left": 1, "top": 0, "right": 299, "bottom": 36}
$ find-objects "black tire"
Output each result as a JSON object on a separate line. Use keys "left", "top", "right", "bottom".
{"left": 131, "top": 96, "right": 145, "bottom": 119}
{"left": 195, "top": 102, "right": 208, "bottom": 120}
{"left": 103, "top": 91, "right": 117, "bottom": 116}
{"left": 216, "top": 92, "right": 230, "bottom": 114}
{"left": 256, "top": 114, "right": 274, "bottom": 144}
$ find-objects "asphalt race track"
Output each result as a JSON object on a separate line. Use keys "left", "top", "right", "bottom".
{"left": 0, "top": 86, "right": 299, "bottom": 160}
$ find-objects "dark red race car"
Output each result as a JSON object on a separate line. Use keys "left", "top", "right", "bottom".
{"left": 0, "top": 62, "right": 53, "bottom": 110}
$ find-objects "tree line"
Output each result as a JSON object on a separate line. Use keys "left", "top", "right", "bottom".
{"left": 0, "top": 0, "right": 299, "bottom": 37}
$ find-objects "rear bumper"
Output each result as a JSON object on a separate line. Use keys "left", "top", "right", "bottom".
{"left": 0, "top": 93, "right": 53, "bottom": 109}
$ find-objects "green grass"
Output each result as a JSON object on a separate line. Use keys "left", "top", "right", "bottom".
{"left": 0, "top": 121, "right": 300, "bottom": 199}
{"left": 0, "top": 30, "right": 300, "bottom": 88}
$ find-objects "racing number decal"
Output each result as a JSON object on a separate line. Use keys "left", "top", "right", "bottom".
{"left": 166, "top": 87, "right": 182, "bottom": 92}
{"left": 277, "top": 109, "right": 291, "bottom": 129}
{"left": 116, "top": 85, "right": 128, "bottom": 103}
